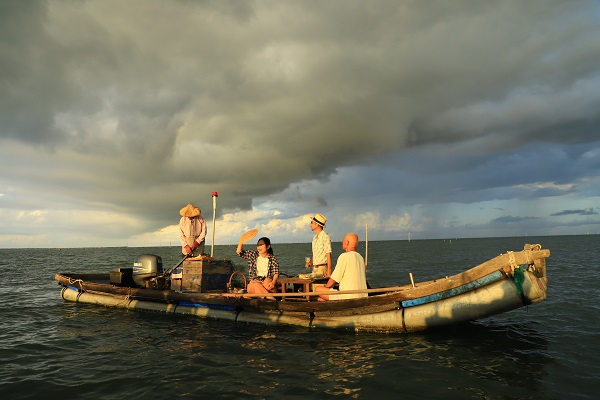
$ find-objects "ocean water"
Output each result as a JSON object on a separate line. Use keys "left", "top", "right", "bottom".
{"left": 0, "top": 235, "right": 598, "bottom": 399}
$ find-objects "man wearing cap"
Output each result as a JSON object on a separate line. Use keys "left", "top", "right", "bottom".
{"left": 306, "top": 213, "right": 332, "bottom": 278}
{"left": 179, "top": 203, "right": 207, "bottom": 257}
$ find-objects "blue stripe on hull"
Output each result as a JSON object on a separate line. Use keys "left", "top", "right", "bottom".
{"left": 178, "top": 301, "right": 236, "bottom": 311}
{"left": 401, "top": 270, "right": 506, "bottom": 308}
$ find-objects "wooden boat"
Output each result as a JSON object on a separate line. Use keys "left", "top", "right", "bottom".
{"left": 54, "top": 244, "right": 549, "bottom": 333}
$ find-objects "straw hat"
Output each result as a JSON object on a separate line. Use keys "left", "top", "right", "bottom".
{"left": 180, "top": 203, "right": 201, "bottom": 217}
{"left": 312, "top": 213, "right": 327, "bottom": 227}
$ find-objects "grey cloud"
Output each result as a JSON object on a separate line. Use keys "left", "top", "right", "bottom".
{"left": 1, "top": 0, "right": 600, "bottom": 243}
{"left": 315, "top": 196, "right": 328, "bottom": 207}
{"left": 491, "top": 216, "right": 540, "bottom": 224}
{"left": 551, "top": 208, "right": 598, "bottom": 216}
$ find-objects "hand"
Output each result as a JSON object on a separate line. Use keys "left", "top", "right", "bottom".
{"left": 305, "top": 260, "right": 312, "bottom": 269}
{"left": 184, "top": 245, "right": 192, "bottom": 254}
{"left": 192, "top": 241, "right": 200, "bottom": 249}
{"left": 263, "top": 278, "right": 274, "bottom": 291}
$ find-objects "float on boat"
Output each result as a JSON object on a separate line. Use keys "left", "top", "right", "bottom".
{"left": 54, "top": 243, "right": 549, "bottom": 333}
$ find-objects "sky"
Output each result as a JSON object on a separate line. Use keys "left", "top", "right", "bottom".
{"left": 1, "top": 0, "right": 599, "bottom": 249}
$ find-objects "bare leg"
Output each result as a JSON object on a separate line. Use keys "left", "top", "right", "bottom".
{"left": 247, "top": 281, "right": 276, "bottom": 300}
{"left": 314, "top": 285, "right": 330, "bottom": 301}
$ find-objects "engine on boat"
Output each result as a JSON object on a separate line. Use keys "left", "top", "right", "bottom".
{"left": 132, "top": 254, "right": 163, "bottom": 286}
{"left": 109, "top": 254, "right": 164, "bottom": 288}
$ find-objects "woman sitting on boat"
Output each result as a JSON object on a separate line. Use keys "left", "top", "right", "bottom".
{"left": 236, "top": 236, "right": 280, "bottom": 300}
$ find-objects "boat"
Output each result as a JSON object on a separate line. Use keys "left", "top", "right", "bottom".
{"left": 54, "top": 243, "right": 549, "bottom": 333}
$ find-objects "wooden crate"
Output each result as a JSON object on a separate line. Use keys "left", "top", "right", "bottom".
{"left": 181, "top": 259, "right": 234, "bottom": 292}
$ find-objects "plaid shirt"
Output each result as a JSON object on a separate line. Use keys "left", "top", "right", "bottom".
{"left": 237, "top": 250, "right": 280, "bottom": 280}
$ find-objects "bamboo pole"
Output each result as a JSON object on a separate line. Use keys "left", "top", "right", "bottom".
{"left": 217, "top": 285, "right": 412, "bottom": 298}
{"left": 210, "top": 192, "right": 218, "bottom": 257}
{"left": 365, "top": 224, "right": 369, "bottom": 271}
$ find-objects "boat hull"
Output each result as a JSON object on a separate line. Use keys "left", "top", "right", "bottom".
{"left": 59, "top": 262, "right": 548, "bottom": 333}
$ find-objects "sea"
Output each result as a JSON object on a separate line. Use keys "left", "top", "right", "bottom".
{"left": 0, "top": 235, "right": 598, "bottom": 399}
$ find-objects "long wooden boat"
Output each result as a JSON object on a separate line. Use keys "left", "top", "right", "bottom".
{"left": 54, "top": 244, "right": 549, "bottom": 333}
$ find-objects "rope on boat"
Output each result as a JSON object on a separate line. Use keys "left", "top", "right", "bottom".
{"left": 508, "top": 251, "right": 517, "bottom": 274}
{"left": 513, "top": 267, "right": 525, "bottom": 296}
{"left": 65, "top": 277, "right": 87, "bottom": 295}
{"left": 61, "top": 276, "right": 135, "bottom": 307}
{"left": 67, "top": 277, "right": 85, "bottom": 287}
{"left": 507, "top": 250, "right": 526, "bottom": 297}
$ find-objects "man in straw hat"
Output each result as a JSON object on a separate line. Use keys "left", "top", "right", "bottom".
{"left": 179, "top": 203, "right": 207, "bottom": 257}
{"left": 305, "top": 213, "right": 332, "bottom": 278}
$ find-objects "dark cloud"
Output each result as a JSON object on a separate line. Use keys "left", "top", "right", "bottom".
{"left": 315, "top": 197, "right": 328, "bottom": 207}
{"left": 551, "top": 208, "right": 598, "bottom": 216}
{"left": 491, "top": 216, "right": 540, "bottom": 224}
{"left": 1, "top": 0, "right": 599, "bottom": 246}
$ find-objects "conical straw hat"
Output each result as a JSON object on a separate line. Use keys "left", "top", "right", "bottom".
{"left": 180, "top": 203, "right": 201, "bottom": 217}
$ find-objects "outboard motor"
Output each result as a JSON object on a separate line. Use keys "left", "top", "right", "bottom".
{"left": 132, "top": 254, "right": 163, "bottom": 287}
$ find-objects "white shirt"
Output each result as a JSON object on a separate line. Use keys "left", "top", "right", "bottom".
{"left": 330, "top": 251, "right": 368, "bottom": 300}
{"left": 256, "top": 256, "right": 269, "bottom": 277}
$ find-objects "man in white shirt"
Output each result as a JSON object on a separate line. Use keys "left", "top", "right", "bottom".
{"left": 315, "top": 233, "right": 367, "bottom": 300}
{"left": 305, "top": 213, "right": 332, "bottom": 278}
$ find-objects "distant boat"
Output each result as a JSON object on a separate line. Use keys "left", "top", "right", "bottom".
{"left": 54, "top": 244, "right": 550, "bottom": 333}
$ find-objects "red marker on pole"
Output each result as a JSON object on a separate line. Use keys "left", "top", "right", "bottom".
{"left": 211, "top": 192, "right": 218, "bottom": 257}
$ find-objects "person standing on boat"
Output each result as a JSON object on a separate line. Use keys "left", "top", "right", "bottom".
{"left": 236, "top": 236, "right": 280, "bottom": 299}
{"left": 305, "top": 213, "right": 332, "bottom": 278}
{"left": 179, "top": 203, "right": 207, "bottom": 257}
{"left": 315, "top": 233, "right": 367, "bottom": 300}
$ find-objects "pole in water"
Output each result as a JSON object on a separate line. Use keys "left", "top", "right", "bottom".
{"left": 211, "top": 191, "right": 218, "bottom": 257}
{"left": 365, "top": 224, "right": 369, "bottom": 271}
{"left": 409, "top": 272, "right": 415, "bottom": 288}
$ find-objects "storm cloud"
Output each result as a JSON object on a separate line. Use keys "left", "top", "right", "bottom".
{"left": 1, "top": 0, "right": 599, "bottom": 247}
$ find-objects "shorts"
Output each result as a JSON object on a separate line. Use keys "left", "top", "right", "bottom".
{"left": 328, "top": 287, "right": 341, "bottom": 301}
{"left": 312, "top": 265, "right": 327, "bottom": 278}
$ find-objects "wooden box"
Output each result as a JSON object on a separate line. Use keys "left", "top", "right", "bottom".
{"left": 181, "top": 259, "right": 234, "bottom": 292}
{"left": 171, "top": 278, "right": 182, "bottom": 291}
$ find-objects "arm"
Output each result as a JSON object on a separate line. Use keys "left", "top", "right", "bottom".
{"left": 268, "top": 255, "right": 280, "bottom": 282}
{"left": 262, "top": 255, "right": 280, "bottom": 290}
{"left": 191, "top": 217, "right": 207, "bottom": 249}
{"left": 179, "top": 218, "right": 187, "bottom": 246}
{"left": 264, "top": 273, "right": 279, "bottom": 291}
{"left": 323, "top": 232, "right": 333, "bottom": 277}
{"left": 196, "top": 216, "right": 207, "bottom": 243}
{"left": 324, "top": 277, "right": 337, "bottom": 289}
{"left": 236, "top": 246, "right": 257, "bottom": 280}
{"left": 326, "top": 252, "right": 332, "bottom": 277}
